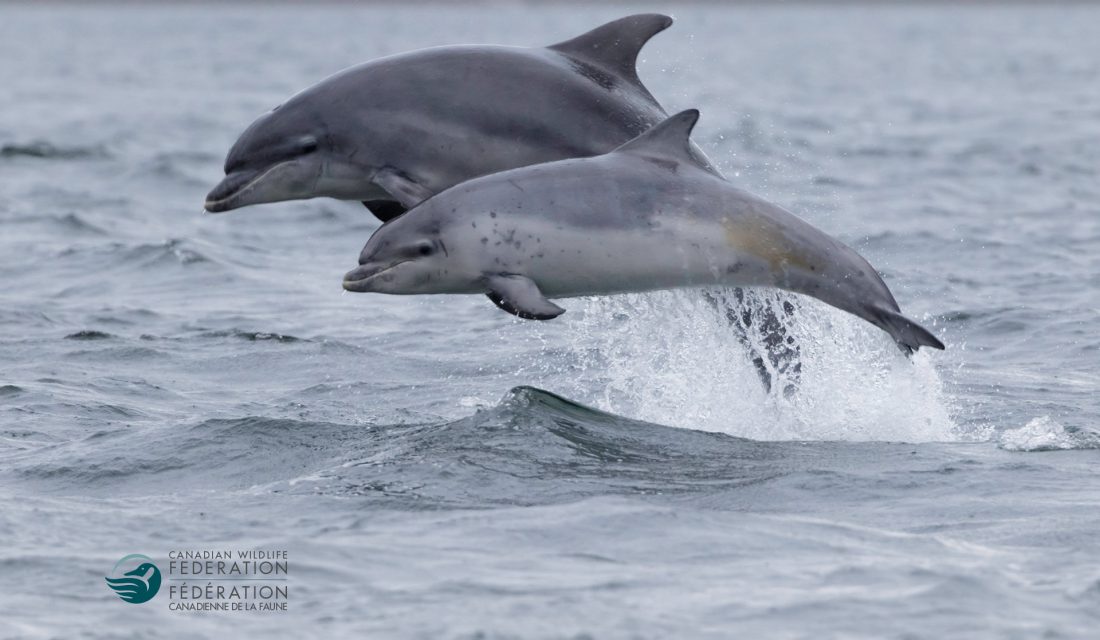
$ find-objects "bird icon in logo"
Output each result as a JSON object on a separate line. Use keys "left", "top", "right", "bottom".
{"left": 105, "top": 554, "right": 162, "bottom": 604}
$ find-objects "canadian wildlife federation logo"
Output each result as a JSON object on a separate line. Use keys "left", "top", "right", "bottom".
{"left": 105, "top": 554, "right": 162, "bottom": 604}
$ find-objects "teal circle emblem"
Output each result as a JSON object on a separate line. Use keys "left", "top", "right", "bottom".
{"left": 105, "top": 554, "right": 162, "bottom": 604}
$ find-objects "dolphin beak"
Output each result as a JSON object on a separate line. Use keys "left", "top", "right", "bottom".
{"left": 204, "top": 168, "right": 262, "bottom": 213}
{"left": 342, "top": 260, "right": 407, "bottom": 292}
{"left": 204, "top": 160, "right": 304, "bottom": 213}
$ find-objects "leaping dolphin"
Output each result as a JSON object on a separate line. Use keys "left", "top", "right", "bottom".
{"left": 202, "top": 14, "right": 802, "bottom": 391}
{"left": 204, "top": 14, "right": 714, "bottom": 221}
{"left": 342, "top": 111, "right": 945, "bottom": 354}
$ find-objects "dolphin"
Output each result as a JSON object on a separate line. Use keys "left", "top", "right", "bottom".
{"left": 203, "top": 14, "right": 800, "bottom": 390}
{"left": 342, "top": 111, "right": 945, "bottom": 354}
{"left": 204, "top": 14, "right": 715, "bottom": 221}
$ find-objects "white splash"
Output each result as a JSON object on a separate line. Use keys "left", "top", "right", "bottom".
{"left": 521, "top": 289, "right": 960, "bottom": 443}
{"left": 998, "top": 416, "right": 1077, "bottom": 451}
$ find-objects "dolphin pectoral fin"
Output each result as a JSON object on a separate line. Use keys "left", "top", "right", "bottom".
{"left": 866, "top": 305, "right": 945, "bottom": 354}
{"left": 485, "top": 275, "right": 565, "bottom": 321}
{"left": 373, "top": 167, "right": 434, "bottom": 209}
{"left": 362, "top": 200, "right": 408, "bottom": 223}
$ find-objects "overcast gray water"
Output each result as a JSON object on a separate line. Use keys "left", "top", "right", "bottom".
{"left": 1, "top": 3, "right": 1099, "bottom": 638}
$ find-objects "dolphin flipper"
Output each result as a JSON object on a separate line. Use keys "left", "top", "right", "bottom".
{"left": 485, "top": 275, "right": 565, "bottom": 320}
{"left": 362, "top": 200, "right": 408, "bottom": 222}
{"left": 374, "top": 168, "right": 434, "bottom": 209}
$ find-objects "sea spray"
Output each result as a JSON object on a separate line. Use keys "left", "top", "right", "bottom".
{"left": 518, "top": 288, "right": 961, "bottom": 443}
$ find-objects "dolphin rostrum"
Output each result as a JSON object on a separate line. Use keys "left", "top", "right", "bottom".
{"left": 343, "top": 111, "right": 945, "bottom": 354}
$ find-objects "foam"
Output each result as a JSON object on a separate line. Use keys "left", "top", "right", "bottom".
{"left": 998, "top": 416, "right": 1083, "bottom": 451}
{"left": 523, "top": 289, "right": 962, "bottom": 443}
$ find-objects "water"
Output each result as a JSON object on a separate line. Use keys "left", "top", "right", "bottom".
{"left": 1, "top": 3, "right": 1098, "bottom": 638}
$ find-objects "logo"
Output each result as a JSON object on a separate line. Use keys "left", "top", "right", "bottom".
{"left": 105, "top": 554, "right": 162, "bottom": 604}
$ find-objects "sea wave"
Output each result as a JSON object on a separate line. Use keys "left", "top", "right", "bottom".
{"left": 0, "top": 141, "right": 109, "bottom": 160}
{"left": 998, "top": 416, "right": 1100, "bottom": 451}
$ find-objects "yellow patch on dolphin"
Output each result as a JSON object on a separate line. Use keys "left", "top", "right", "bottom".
{"left": 721, "top": 216, "right": 814, "bottom": 274}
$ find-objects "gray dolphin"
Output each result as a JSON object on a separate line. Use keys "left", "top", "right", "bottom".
{"left": 204, "top": 14, "right": 714, "bottom": 220}
{"left": 342, "top": 111, "right": 944, "bottom": 354}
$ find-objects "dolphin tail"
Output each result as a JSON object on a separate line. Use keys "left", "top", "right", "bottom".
{"left": 865, "top": 305, "right": 945, "bottom": 354}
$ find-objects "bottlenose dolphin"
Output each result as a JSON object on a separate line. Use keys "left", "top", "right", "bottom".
{"left": 343, "top": 111, "right": 944, "bottom": 354}
{"left": 204, "top": 14, "right": 801, "bottom": 390}
{"left": 204, "top": 14, "right": 714, "bottom": 220}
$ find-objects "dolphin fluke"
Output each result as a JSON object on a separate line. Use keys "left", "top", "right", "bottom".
{"left": 865, "top": 305, "right": 945, "bottom": 354}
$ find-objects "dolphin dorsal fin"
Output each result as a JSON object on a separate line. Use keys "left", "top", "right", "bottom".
{"left": 547, "top": 14, "right": 672, "bottom": 86}
{"left": 614, "top": 109, "right": 714, "bottom": 173}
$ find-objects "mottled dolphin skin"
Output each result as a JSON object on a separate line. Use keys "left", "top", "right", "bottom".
{"left": 204, "top": 14, "right": 715, "bottom": 220}
{"left": 343, "top": 111, "right": 945, "bottom": 354}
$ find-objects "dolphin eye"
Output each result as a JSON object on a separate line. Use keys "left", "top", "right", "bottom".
{"left": 417, "top": 242, "right": 434, "bottom": 257}
{"left": 299, "top": 137, "right": 318, "bottom": 154}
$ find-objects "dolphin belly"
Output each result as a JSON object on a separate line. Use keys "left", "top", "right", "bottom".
{"left": 517, "top": 217, "right": 769, "bottom": 299}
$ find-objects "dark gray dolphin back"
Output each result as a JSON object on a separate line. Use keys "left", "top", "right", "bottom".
{"left": 210, "top": 15, "right": 716, "bottom": 222}
{"left": 304, "top": 15, "right": 680, "bottom": 219}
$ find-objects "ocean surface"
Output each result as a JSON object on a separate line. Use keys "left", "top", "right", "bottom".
{"left": 1, "top": 3, "right": 1098, "bottom": 638}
